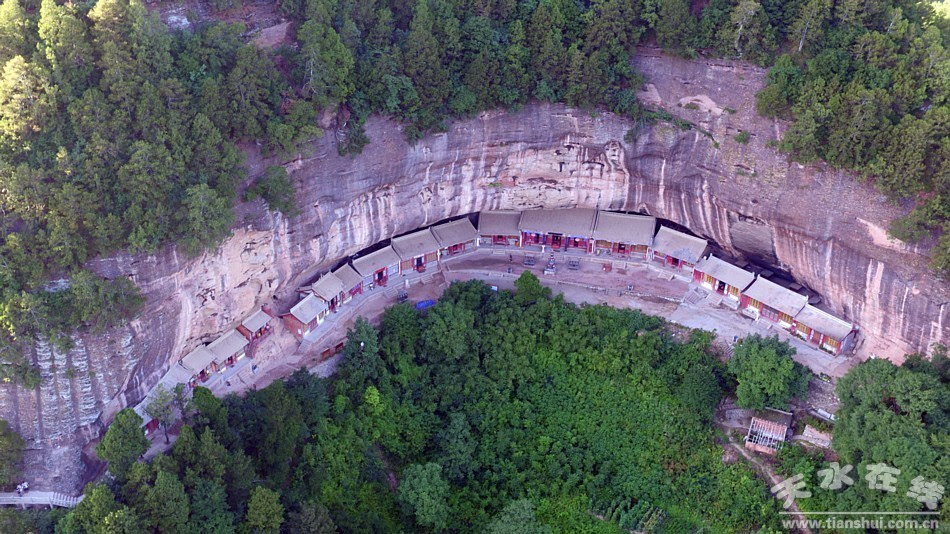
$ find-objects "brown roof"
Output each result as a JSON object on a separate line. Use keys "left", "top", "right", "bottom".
{"left": 431, "top": 218, "right": 477, "bottom": 247}
{"left": 744, "top": 277, "right": 808, "bottom": 317}
{"left": 311, "top": 272, "right": 345, "bottom": 301}
{"left": 333, "top": 264, "right": 363, "bottom": 290}
{"left": 794, "top": 305, "right": 853, "bottom": 340}
{"left": 391, "top": 229, "right": 440, "bottom": 260}
{"left": 753, "top": 408, "right": 793, "bottom": 429}
{"left": 651, "top": 226, "right": 708, "bottom": 263}
{"left": 694, "top": 255, "right": 755, "bottom": 290}
{"left": 592, "top": 211, "right": 656, "bottom": 245}
{"left": 478, "top": 210, "right": 522, "bottom": 236}
{"left": 179, "top": 345, "right": 215, "bottom": 373}
{"left": 207, "top": 329, "right": 249, "bottom": 363}
{"left": 519, "top": 208, "right": 597, "bottom": 236}
{"left": 352, "top": 246, "right": 401, "bottom": 277}
{"left": 289, "top": 293, "right": 328, "bottom": 324}
{"left": 241, "top": 309, "right": 271, "bottom": 333}
{"left": 747, "top": 408, "right": 793, "bottom": 448}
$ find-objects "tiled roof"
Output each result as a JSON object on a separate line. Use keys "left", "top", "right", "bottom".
{"left": 651, "top": 226, "right": 708, "bottom": 264}
{"left": 592, "top": 211, "right": 656, "bottom": 245}
{"left": 431, "top": 218, "right": 477, "bottom": 247}
{"left": 392, "top": 229, "right": 441, "bottom": 259}
{"left": 694, "top": 255, "right": 755, "bottom": 291}
{"left": 519, "top": 208, "right": 597, "bottom": 236}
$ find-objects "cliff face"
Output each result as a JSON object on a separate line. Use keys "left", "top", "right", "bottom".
{"left": 1, "top": 50, "right": 946, "bottom": 491}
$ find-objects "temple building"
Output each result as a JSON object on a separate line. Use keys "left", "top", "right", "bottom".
{"left": 207, "top": 329, "right": 249, "bottom": 370}
{"left": 282, "top": 293, "right": 329, "bottom": 338}
{"left": 311, "top": 272, "right": 346, "bottom": 311}
{"left": 333, "top": 263, "right": 364, "bottom": 303}
{"left": 477, "top": 210, "right": 522, "bottom": 246}
{"left": 591, "top": 211, "right": 655, "bottom": 257}
{"left": 352, "top": 246, "right": 402, "bottom": 288}
{"left": 649, "top": 226, "right": 708, "bottom": 273}
{"left": 431, "top": 218, "right": 478, "bottom": 257}
{"left": 741, "top": 277, "right": 808, "bottom": 328}
{"left": 392, "top": 229, "right": 441, "bottom": 273}
{"left": 745, "top": 409, "right": 793, "bottom": 455}
{"left": 792, "top": 305, "right": 856, "bottom": 355}
{"left": 693, "top": 255, "right": 756, "bottom": 303}
{"left": 238, "top": 308, "right": 273, "bottom": 342}
{"left": 519, "top": 208, "right": 597, "bottom": 252}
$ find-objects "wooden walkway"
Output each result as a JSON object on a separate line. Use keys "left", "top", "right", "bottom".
{"left": 0, "top": 491, "right": 84, "bottom": 508}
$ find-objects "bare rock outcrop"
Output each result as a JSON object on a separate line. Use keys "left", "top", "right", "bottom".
{"left": 1, "top": 51, "right": 946, "bottom": 492}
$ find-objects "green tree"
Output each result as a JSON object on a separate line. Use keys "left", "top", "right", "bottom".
{"left": 245, "top": 166, "right": 299, "bottom": 216}
{"left": 486, "top": 499, "right": 552, "bottom": 534}
{"left": 179, "top": 183, "right": 234, "bottom": 255}
{"left": 0, "top": 56, "right": 54, "bottom": 148}
{"left": 284, "top": 501, "right": 337, "bottom": 534}
{"left": 244, "top": 486, "right": 284, "bottom": 534}
{"left": 0, "top": 0, "right": 29, "bottom": 63}
{"left": 514, "top": 270, "right": 550, "bottom": 305}
{"left": 435, "top": 412, "right": 479, "bottom": 482}
{"left": 727, "top": 335, "right": 810, "bottom": 409}
{"left": 96, "top": 408, "right": 149, "bottom": 480}
{"left": 0, "top": 419, "right": 24, "bottom": 486}
{"left": 401, "top": 0, "right": 450, "bottom": 115}
{"left": 144, "top": 470, "right": 190, "bottom": 533}
{"left": 191, "top": 386, "right": 233, "bottom": 444}
{"left": 144, "top": 383, "right": 175, "bottom": 444}
{"left": 397, "top": 462, "right": 449, "bottom": 530}
{"left": 225, "top": 45, "right": 279, "bottom": 139}
{"left": 297, "top": 19, "right": 355, "bottom": 107}
{"left": 65, "top": 483, "right": 119, "bottom": 533}
{"left": 189, "top": 479, "right": 235, "bottom": 534}
{"left": 720, "top": 0, "right": 776, "bottom": 63}
{"left": 755, "top": 54, "right": 803, "bottom": 117}
{"left": 789, "top": 0, "right": 830, "bottom": 53}
{"left": 655, "top": 0, "right": 697, "bottom": 54}
{"left": 36, "top": 0, "right": 93, "bottom": 94}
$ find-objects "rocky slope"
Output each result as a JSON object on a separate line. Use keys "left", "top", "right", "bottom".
{"left": 1, "top": 50, "right": 946, "bottom": 491}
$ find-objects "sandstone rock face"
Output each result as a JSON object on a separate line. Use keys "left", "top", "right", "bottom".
{"left": 1, "top": 50, "right": 946, "bottom": 491}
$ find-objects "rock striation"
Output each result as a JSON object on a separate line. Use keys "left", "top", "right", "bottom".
{"left": 1, "top": 50, "right": 946, "bottom": 491}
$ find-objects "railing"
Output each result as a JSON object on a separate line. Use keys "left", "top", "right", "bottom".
{"left": 0, "top": 492, "right": 84, "bottom": 508}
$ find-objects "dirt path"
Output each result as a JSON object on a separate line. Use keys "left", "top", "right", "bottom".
{"left": 716, "top": 416, "right": 813, "bottom": 534}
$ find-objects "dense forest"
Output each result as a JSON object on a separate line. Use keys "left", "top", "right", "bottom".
{"left": 3, "top": 275, "right": 945, "bottom": 532}
{"left": 0, "top": 0, "right": 946, "bottom": 375}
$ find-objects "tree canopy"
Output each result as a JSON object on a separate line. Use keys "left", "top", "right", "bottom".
{"left": 727, "top": 333, "right": 811, "bottom": 409}
{"left": 0, "top": 418, "right": 24, "bottom": 486}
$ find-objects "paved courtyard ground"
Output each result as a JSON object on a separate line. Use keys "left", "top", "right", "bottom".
{"left": 235, "top": 247, "right": 857, "bottom": 395}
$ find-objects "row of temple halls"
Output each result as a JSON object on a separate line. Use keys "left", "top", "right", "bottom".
{"left": 138, "top": 208, "right": 857, "bottom": 434}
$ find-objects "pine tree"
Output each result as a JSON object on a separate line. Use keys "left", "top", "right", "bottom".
{"left": 0, "top": 0, "right": 30, "bottom": 63}
{"left": 655, "top": 0, "right": 697, "bottom": 54}
{"left": 37, "top": 0, "right": 93, "bottom": 94}
{"left": 401, "top": 0, "right": 450, "bottom": 113}
{"left": 297, "top": 19, "right": 355, "bottom": 107}
{"left": 0, "top": 57, "right": 54, "bottom": 149}
{"left": 145, "top": 471, "right": 190, "bottom": 532}
{"left": 224, "top": 45, "right": 279, "bottom": 139}
{"left": 789, "top": 0, "right": 830, "bottom": 53}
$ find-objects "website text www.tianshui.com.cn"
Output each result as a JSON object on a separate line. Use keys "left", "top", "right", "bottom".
{"left": 780, "top": 515, "right": 940, "bottom": 531}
